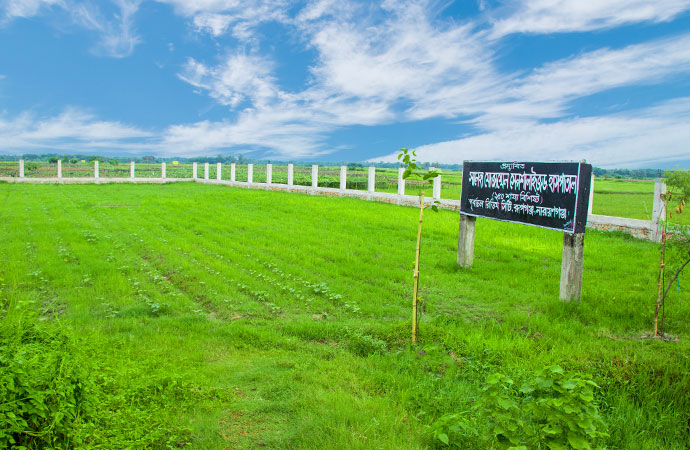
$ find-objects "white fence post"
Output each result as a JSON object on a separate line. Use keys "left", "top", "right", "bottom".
{"left": 217, "top": 163, "right": 222, "bottom": 181}
{"left": 652, "top": 179, "right": 667, "bottom": 242}
{"left": 204, "top": 163, "right": 209, "bottom": 180}
{"left": 130, "top": 161, "right": 135, "bottom": 178}
{"left": 57, "top": 160, "right": 62, "bottom": 179}
{"left": 230, "top": 163, "right": 236, "bottom": 182}
{"left": 312, "top": 165, "right": 318, "bottom": 188}
{"left": 340, "top": 166, "right": 347, "bottom": 190}
{"left": 247, "top": 164, "right": 253, "bottom": 183}
{"left": 19, "top": 159, "right": 24, "bottom": 178}
{"left": 398, "top": 167, "right": 405, "bottom": 196}
{"left": 193, "top": 163, "right": 198, "bottom": 179}
{"left": 588, "top": 174, "right": 595, "bottom": 215}
{"left": 368, "top": 166, "right": 375, "bottom": 193}
{"left": 94, "top": 160, "right": 99, "bottom": 179}
{"left": 288, "top": 164, "right": 294, "bottom": 186}
{"left": 432, "top": 168, "right": 441, "bottom": 200}
{"left": 162, "top": 162, "right": 166, "bottom": 179}
{"left": 266, "top": 164, "right": 272, "bottom": 185}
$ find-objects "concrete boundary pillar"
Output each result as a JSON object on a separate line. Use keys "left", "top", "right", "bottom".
{"left": 57, "top": 160, "right": 62, "bottom": 179}
{"left": 652, "top": 179, "right": 667, "bottom": 242}
{"left": 398, "top": 168, "right": 405, "bottom": 196}
{"left": 162, "top": 162, "right": 166, "bottom": 179}
{"left": 560, "top": 233, "right": 585, "bottom": 302}
{"left": 340, "top": 166, "right": 347, "bottom": 191}
{"left": 130, "top": 161, "right": 135, "bottom": 178}
{"left": 217, "top": 163, "right": 222, "bottom": 181}
{"left": 368, "top": 166, "right": 375, "bottom": 193}
{"left": 266, "top": 164, "right": 272, "bottom": 185}
{"left": 94, "top": 160, "right": 99, "bottom": 179}
{"left": 247, "top": 164, "right": 253, "bottom": 183}
{"left": 19, "top": 160, "right": 24, "bottom": 178}
{"left": 193, "top": 163, "right": 198, "bottom": 179}
{"left": 432, "top": 168, "right": 441, "bottom": 199}
{"left": 204, "top": 163, "right": 209, "bottom": 180}
{"left": 288, "top": 164, "right": 294, "bottom": 186}
{"left": 230, "top": 163, "right": 236, "bottom": 182}
{"left": 312, "top": 165, "right": 318, "bottom": 188}
{"left": 457, "top": 215, "right": 476, "bottom": 267}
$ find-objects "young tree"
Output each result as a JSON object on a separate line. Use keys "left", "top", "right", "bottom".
{"left": 398, "top": 148, "right": 440, "bottom": 343}
{"left": 654, "top": 169, "right": 690, "bottom": 337}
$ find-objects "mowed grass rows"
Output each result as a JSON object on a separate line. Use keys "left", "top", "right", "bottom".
{"left": 1, "top": 182, "right": 689, "bottom": 449}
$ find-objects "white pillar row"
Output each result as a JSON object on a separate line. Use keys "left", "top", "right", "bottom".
{"left": 204, "top": 162, "right": 209, "bottom": 180}
{"left": 368, "top": 166, "right": 375, "bottom": 193}
{"left": 247, "top": 164, "right": 253, "bottom": 183}
{"left": 266, "top": 164, "right": 272, "bottom": 185}
{"left": 230, "top": 163, "right": 236, "bottom": 182}
{"left": 397, "top": 167, "right": 405, "bottom": 196}
{"left": 57, "top": 160, "right": 62, "bottom": 179}
{"left": 19, "top": 159, "right": 24, "bottom": 178}
{"left": 432, "top": 168, "right": 441, "bottom": 200}
{"left": 312, "top": 165, "right": 318, "bottom": 188}
{"left": 288, "top": 164, "right": 294, "bottom": 186}
{"left": 162, "top": 162, "right": 166, "bottom": 179}
{"left": 130, "top": 161, "right": 135, "bottom": 178}
{"left": 217, "top": 163, "right": 222, "bottom": 181}
{"left": 340, "top": 166, "right": 347, "bottom": 190}
{"left": 94, "top": 160, "right": 99, "bottom": 179}
{"left": 192, "top": 162, "right": 198, "bottom": 179}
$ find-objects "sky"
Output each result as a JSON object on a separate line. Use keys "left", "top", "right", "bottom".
{"left": 1, "top": 0, "right": 689, "bottom": 168}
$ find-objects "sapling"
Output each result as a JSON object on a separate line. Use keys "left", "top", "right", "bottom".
{"left": 397, "top": 148, "right": 440, "bottom": 343}
{"left": 654, "top": 169, "right": 690, "bottom": 337}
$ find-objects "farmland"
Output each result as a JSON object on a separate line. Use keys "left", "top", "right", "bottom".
{"left": 1, "top": 182, "right": 689, "bottom": 449}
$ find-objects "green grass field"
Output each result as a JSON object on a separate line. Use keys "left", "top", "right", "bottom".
{"left": 1, "top": 182, "right": 689, "bottom": 449}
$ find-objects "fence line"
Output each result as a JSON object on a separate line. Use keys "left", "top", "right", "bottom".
{"left": 1, "top": 160, "right": 666, "bottom": 241}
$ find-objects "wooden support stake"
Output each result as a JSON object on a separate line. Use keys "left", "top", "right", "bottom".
{"left": 559, "top": 232, "right": 585, "bottom": 302}
{"left": 457, "top": 215, "right": 476, "bottom": 267}
{"left": 412, "top": 193, "right": 424, "bottom": 344}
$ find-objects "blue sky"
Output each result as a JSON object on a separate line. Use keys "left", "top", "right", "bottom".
{"left": 1, "top": 0, "right": 689, "bottom": 168}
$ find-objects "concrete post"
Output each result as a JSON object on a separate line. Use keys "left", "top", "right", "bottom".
{"left": 559, "top": 233, "right": 585, "bottom": 302}
{"left": 312, "top": 165, "right": 318, "bottom": 188}
{"left": 204, "top": 162, "right": 209, "bottom": 180}
{"left": 288, "top": 164, "right": 294, "bottom": 186}
{"left": 217, "top": 163, "right": 222, "bottom": 181}
{"left": 162, "top": 162, "right": 166, "bottom": 179}
{"left": 340, "top": 166, "right": 347, "bottom": 190}
{"left": 368, "top": 166, "right": 375, "bottom": 193}
{"left": 457, "top": 215, "right": 476, "bottom": 267}
{"left": 432, "top": 168, "right": 441, "bottom": 199}
{"left": 19, "top": 159, "right": 24, "bottom": 178}
{"left": 588, "top": 174, "right": 595, "bottom": 215}
{"left": 94, "top": 160, "right": 99, "bottom": 179}
{"left": 193, "top": 162, "right": 198, "bottom": 179}
{"left": 652, "top": 179, "right": 667, "bottom": 242}
{"left": 57, "top": 160, "right": 62, "bottom": 179}
{"left": 230, "top": 163, "right": 236, "bottom": 182}
{"left": 247, "top": 164, "right": 253, "bottom": 183}
{"left": 398, "top": 167, "right": 405, "bottom": 196}
{"left": 130, "top": 161, "right": 135, "bottom": 178}
{"left": 266, "top": 164, "right": 272, "bottom": 185}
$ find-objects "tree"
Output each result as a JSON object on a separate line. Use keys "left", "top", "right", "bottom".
{"left": 654, "top": 169, "right": 690, "bottom": 337}
{"left": 398, "top": 148, "right": 440, "bottom": 343}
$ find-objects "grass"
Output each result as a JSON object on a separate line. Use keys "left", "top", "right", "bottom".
{"left": 1, "top": 182, "right": 689, "bottom": 448}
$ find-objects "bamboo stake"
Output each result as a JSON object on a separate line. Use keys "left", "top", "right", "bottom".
{"left": 413, "top": 192, "right": 424, "bottom": 344}
{"left": 654, "top": 210, "right": 667, "bottom": 337}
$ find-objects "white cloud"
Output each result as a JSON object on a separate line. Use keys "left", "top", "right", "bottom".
{"left": 71, "top": 0, "right": 142, "bottom": 58}
{"left": 491, "top": 0, "right": 690, "bottom": 38}
{"left": 372, "top": 98, "right": 690, "bottom": 168}
{"left": 1, "top": 0, "right": 63, "bottom": 20}
{"left": 0, "top": 108, "right": 153, "bottom": 153}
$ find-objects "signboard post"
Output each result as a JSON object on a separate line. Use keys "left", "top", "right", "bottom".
{"left": 458, "top": 161, "right": 592, "bottom": 302}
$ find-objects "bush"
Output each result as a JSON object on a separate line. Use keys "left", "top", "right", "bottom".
{"left": 0, "top": 319, "right": 92, "bottom": 449}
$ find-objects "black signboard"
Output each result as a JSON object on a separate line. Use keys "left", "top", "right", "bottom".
{"left": 460, "top": 161, "right": 592, "bottom": 233}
